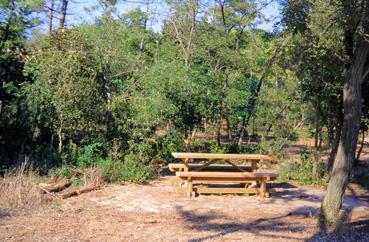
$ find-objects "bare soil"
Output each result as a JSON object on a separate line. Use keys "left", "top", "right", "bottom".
{"left": 1, "top": 176, "right": 368, "bottom": 242}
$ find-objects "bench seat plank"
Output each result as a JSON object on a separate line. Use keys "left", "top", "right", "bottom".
{"left": 194, "top": 187, "right": 259, "bottom": 194}
{"left": 176, "top": 171, "right": 278, "bottom": 179}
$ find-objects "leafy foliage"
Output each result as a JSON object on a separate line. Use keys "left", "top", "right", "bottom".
{"left": 279, "top": 149, "right": 329, "bottom": 185}
{"left": 2, "top": 0, "right": 364, "bottom": 189}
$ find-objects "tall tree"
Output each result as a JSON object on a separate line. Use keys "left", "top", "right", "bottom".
{"left": 48, "top": 0, "right": 55, "bottom": 32}
{"left": 0, "top": 0, "right": 41, "bottom": 164}
{"left": 320, "top": 0, "right": 369, "bottom": 232}
{"left": 59, "top": 0, "right": 68, "bottom": 28}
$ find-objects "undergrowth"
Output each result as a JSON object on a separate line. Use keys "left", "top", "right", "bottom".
{"left": 351, "top": 164, "right": 369, "bottom": 189}
{"left": 278, "top": 149, "right": 329, "bottom": 185}
{"left": 51, "top": 142, "right": 155, "bottom": 184}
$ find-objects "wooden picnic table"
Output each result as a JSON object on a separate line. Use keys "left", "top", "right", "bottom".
{"left": 171, "top": 152, "right": 273, "bottom": 172}
{"left": 170, "top": 152, "right": 276, "bottom": 197}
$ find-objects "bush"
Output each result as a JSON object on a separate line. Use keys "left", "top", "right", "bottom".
{"left": 122, "top": 154, "right": 153, "bottom": 184}
{"left": 258, "top": 137, "right": 286, "bottom": 154}
{"left": 49, "top": 164, "right": 74, "bottom": 179}
{"left": 155, "top": 132, "right": 184, "bottom": 164}
{"left": 53, "top": 139, "right": 159, "bottom": 184}
{"left": 210, "top": 141, "right": 229, "bottom": 153}
{"left": 76, "top": 143, "right": 103, "bottom": 169}
{"left": 279, "top": 149, "right": 329, "bottom": 185}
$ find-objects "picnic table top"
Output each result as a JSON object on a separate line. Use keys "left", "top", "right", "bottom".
{"left": 171, "top": 152, "right": 273, "bottom": 161}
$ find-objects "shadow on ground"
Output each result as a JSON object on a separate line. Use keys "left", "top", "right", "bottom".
{"left": 0, "top": 209, "right": 11, "bottom": 220}
{"left": 173, "top": 181, "right": 369, "bottom": 242}
{"left": 176, "top": 205, "right": 369, "bottom": 242}
{"left": 175, "top": 205, "right": 312, "bottom": 241}
{"left": 307, "top": 216, "right": 369, "bottom": 242}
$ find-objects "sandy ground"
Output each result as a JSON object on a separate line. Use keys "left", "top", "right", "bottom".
{"left": 1, "top": 176, "right": 368, "bottom": 242}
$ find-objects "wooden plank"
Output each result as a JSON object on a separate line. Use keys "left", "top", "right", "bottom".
{"left": 183, "top": 177, "right": 263, "bottom": 183}
{"left": 171, "top": 152, "right": 273, "bottom": 161}
{"left": 176, "top": 171, "right": 278, "bottom": 178}
{"left": 168, "top": 163, "right": 253, "bottom": 172}
{"left": 194, "top": 187, "right": 259, "bottom": 194}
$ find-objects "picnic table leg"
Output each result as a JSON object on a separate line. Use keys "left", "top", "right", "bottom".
{"left": 184, "top": 158, "right": 189, "bottom": 172}
{"left": 260, "top": 178, "right": 267, "bottom": 198}
{"left": 259, "top": 177, "right": 270, "bottom": 198}
{"left": 187, "top": 178, "right": 193, "bottom": 198}
{"left": 251, "top": 160, "right": 258, "bottom": 171}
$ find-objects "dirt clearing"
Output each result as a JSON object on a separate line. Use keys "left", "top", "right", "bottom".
{"left": 1, "top": 177, "right": 368, "bottom": 242}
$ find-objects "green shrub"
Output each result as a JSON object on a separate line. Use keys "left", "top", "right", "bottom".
{"left": 279, "top": 149, "right": 329, "bottom": 185}
{"left": 48, "top": 164, "right": 74, "bottom": 179}
{"left": 61, "top": 142, "right": 79, "bottom": 165}
{"left": 289, "top": 130, "right": 299, "bottom": 141}
{"left": 258, "top": 137, "right": 286, "bottom": 153}
{"left": 122, "top": 153, "right": 153, "bottom": 184}
{"left": 191, "top": 139, "right": 211, "bottom": 152}
{"left": 76, "top": 143, "right": 103, "bottom": 168}
{"left": 54, "top": 140, "right": 156, "bottom": 184}
{"left": 98, "top": 158, "right": 126, "bottom": 183}
{"left": 155, "top": 132, "right": 184, "bottom": 163}
{"left": 210, "top": 141, "right": 229, "bottom": 154}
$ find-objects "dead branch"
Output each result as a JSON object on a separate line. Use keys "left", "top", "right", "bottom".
{"left": 59, "top": 186, "right": 100, "bottom": 199}
{"left": 39, "top": 181, "right": 72, "bottom": 193}
{"left": 38, "top": 186, "right": 58, "bottom": 198}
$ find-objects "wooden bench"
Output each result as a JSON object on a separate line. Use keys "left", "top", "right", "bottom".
{"left": 169, "top": 163, "right": 253, "bottom": 172}
{"left": 176, "top": 171, "right": 278, "bottom": 198}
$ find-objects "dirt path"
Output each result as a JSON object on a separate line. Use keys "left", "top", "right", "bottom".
{"left": 1, "top": 177, "right": 369, "bottom": 242}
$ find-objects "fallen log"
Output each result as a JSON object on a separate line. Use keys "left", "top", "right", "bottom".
{"left": 59, "top": 186, "right": 100, "bottom": 199}
{"left": 38, "top": 186, "right": 60, "bottom": 199}
{"left": 39, "top": 181, "right": 72, "bottom": 193}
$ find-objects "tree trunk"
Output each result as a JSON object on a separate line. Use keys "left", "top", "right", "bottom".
{"left": 236, "top": 43, "right": 284, "bottom": 148}
{"left": 312, "top": 129, "right": 319, "bottom": 181}
{"left": 327, "top": 101, "right": 343, "bottom": 172}
{"left": 355, "top": 130, "right": 365, "bottom": 162}
{"left": 216, "top": 120, "right": 222, "bottom": 146}
{"left": 59, "top": 0, "right": 68, "bottom": 28}
{"left": 237, "top": 116, "right": 246, "bottom": 148}
{"left": 48, "top": 0, "right": 55, "bottom": 32}
{"left": 319, "top": 40, "right": 369, "bottom": 232}
{"left": 225, "top": 116, "right": 232, "bottom": 145}
{"left": 327, "top": 122, "right": 342, "bottom": 173}
{"left": 166, "top": 120, "right": 173, "bottom": 135}
{"left": 185, "top": 127, "right": 197, "bottom": 152}
{"left": 219, "top": 0, "right": 227, "bottom": 34}
{"left": 217, "top": 75, "right": 229, "bottom": 146}
{"left": 58, "top": 119, "right": 63, "bottom": 153}
{"left": 313, "top": 99, "right": 321, "bottom": 180}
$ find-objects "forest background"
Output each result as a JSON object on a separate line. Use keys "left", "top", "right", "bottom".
{"left": 1, "top": 0, "right": 369, "bottom": 232}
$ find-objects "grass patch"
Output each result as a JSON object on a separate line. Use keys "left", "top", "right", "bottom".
{"left": 0, "top": 162, "right": 50, "bottom": 210}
